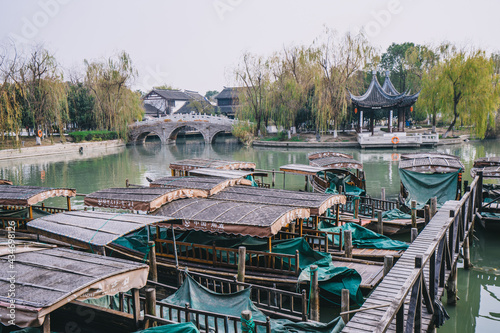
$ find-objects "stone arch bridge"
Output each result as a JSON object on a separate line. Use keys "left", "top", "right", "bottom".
{"left": 128, "top": 114, "right": 234, "bottom": 144}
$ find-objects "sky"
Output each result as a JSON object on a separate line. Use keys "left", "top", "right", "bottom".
{"left": 0, "top": 0, "right": 498, "bottom": 95}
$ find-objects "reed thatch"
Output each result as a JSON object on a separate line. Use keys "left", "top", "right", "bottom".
{"left": 0, "top": 185, "right": 76, "bottom": 206}
{"left": 84, "top": 186, "right": 207, "bottom": 211}
{"left": 27, "top": 211, "right": 179, "bottom": 250}
{"left": 149, "top": 176, "right": 252, "bottom": 196}
{"left": 154, "top": 198, "right": 310, "bottom": 237}
{"left": 211, "top": 186, "right": 345, "bottom": 215}
{"left": 0, "top": 244, "right": 148, "bottom": 328}
{"left": 169, "top": 158, "right": 256, "bottom": 171}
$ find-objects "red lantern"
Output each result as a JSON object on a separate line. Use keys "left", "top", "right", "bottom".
{"left": 410, "top": 106, "right": 414, "bottom": 112}
{"left": 354, "top": 108, "right": 358, "bottom": 114}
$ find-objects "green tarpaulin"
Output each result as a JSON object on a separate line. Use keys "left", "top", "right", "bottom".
{"left": 382, "top": 208, "right": 411, "bottom": 220}
{"left": 114, "top": 230, "right": 363, "bottom": 305}
{"left": 162, "top": 275, "right": 345, "bottom": 333}
{"left": 399, "top": 169, "right": 459, "bottom": 209}
{"left": 135, "top": 322, "right": 200, "bottom": 333}
{"left": 320, "top": 172, "right": 365, "bottom": 196}
{"left": 318, "top": 221, "right": 409, "bottom": 251}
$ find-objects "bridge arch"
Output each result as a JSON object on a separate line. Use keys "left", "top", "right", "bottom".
{"left": 165, "top": 123, "right": 209, "bottom": 144}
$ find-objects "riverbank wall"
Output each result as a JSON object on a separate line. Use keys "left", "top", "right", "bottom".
{"left": 0, "top": 140, "right": 126, "bottom": 161}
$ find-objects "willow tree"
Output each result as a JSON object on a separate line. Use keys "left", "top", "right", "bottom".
{"left": 316, "top": 30, "right": 373, "bottom": 135}
{"left": 419, "top": 45, "right": 500, "bottom": 138}
{"left": 235, "top": 52, "right": 272, "bottom": 135}
{"left": 84, "top": 52, "right": 143, "bottom": 138}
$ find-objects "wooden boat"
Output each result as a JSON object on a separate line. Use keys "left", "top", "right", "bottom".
{"left": 169, "top": 158, "right": 256, "bottom": 176}
{"left": 398, "top": 153, "right": 464, "bottom": 211}
{"left": 470, "top": 158, "right": 500, "bottom": 230}
{"left": 0, "top": 239, "right": 148, "bottom": 333}
{"left": 0, "top": 184, "right": 75, "bottom": 230}
{"left": 307, "top": 152, "right": 366, "bottom": 194}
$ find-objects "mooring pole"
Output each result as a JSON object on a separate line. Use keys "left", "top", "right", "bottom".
{"left": 411, "top": 227, "right": 418, "bottom": 243}
{"left": 424, "top": 204, "right": 430, "bottom": 225}
{"left": 430, "top": 197, "right": 438, "bottom": 217}
{"left": 344, "top": 230, "right": 352, "bottom": 258}
{"left": 464, "top": 234, "right": 471, "bottom": 270}
{"left": 447, "top": 262, "right": 458, "bottom": 305}
{"left": 310, "top": 265, "right": 320, "bottom": 321}
{"left": 383, "top": 255, "right": 394, "bottom": 276}
{"left": 272, "top": 169, "right": 275, "bottom": 187}
{"left": 411, "top": 200, "right": 417, "bottom": 229}
{"left": 148, "top": 241, "right": 158, "bottom": 282}
{"left": 145, "top": 288, "right": 156, "bottom": 328}
{"left": 377, "top": 211, "right": 383, "bottom": 235}
{"left": 237, "top": 246, "right": 246, "bottom": 291}
{"left": 381, "top": 188, "right": 386, "bottom": 201}
{"left": 341, "top": 288, "right": 350, "bottom": 324}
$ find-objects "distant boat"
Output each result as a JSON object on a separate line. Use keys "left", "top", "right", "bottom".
{"left": 470, "top": 157, "right": 500, "bottom": 230}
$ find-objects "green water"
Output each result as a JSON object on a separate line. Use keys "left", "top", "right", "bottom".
{"left": 0, "top": 136, "right": 499, "bottom": 332}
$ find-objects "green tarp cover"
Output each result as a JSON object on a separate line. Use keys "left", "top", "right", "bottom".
{"left": 382, "top": 208, "right": 411, "bottom": 220}
{"left": 399, "top": 169, "right": 459, "bottom": 209}
{"left": 321, "top": 172, "right": 365, "bottom": 196}
{"left": 245, "top": 175, "right": 259, "bottom": 187}
{"left": 163, "top": 275, "right": 345, "bottom": 333}
{"left": 135, "top": 322, "right": 200, "bottom": 333}
{"left": 318, "top": 221, "right": 409, "bottom": 251}
{"left": 480, "top": 211, "right": 500, "bottom": 218}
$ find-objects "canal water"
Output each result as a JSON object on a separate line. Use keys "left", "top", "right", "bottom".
{"left": 0, "top": 136, "right": 498, "bottom": 332}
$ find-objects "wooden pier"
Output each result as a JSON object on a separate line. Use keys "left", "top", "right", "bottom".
{"left": 342, "top": 176, "right": 478, "bottom": 332}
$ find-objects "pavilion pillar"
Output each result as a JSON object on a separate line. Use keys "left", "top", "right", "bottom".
{"left": 359, "top": 110, "right": 363, "bottom": 133}
{"left": 389, "top": 110, "right": 393, "bottom": 133}
{"left": 370, "top": 112, "right": 374, "bottom": 136}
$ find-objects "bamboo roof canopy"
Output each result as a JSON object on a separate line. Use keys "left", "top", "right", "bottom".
{"left": 308, "top": 152, "right": 363, "bottom": 170}
{"left": 154, "top": 198, "right": 310, "bottom": 237}
{"left": 470, "top": 166, "right": 500, "bottom": 178}
{"left": 0, "top": 179, "right": 12, "bottom": 185}
{"left": 0, "top": 185, "right": 76, "bottom": 206}
{"left": 473, "top": 156, "right": 500, "bottom": 168}
{"left": 149, "top": 176, "right": 252, "bottom": 196}
{"left": 280, "top": 164, "right": 331, "bottom": 176}
{"left": 27, "top": 211, "right": 181, "bottom": 251}
{"left": 0, "top": 243, "right": 148, "bottom": 328}
{"left": 169, "top": 158, "right": 256, "bottom": 171}
{"left": 188, "top": 168, "right": 267, "bottom": 179}
{"left": 399, "top": 153, "right": 464, "bottom": 173}
{"left": 84, "top": 186, "right": 208, "bottom": 212}
{"left": 211, "top": 185, "right": 345, "bottom": 215}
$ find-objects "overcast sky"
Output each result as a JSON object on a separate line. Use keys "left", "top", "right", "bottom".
{"left": 0, "top": 0, "right": 498, "bottom": 95}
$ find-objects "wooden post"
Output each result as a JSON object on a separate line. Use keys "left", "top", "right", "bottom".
{"left": 268, "top": 237, "right": 272, "bottom": 253}
{"left": 171, "top": 169, "right": 175, "bottom": 176}
{"left": 477, "top": 171, "right": 483, "bottom": 213}
{"left": 305, "top": 176, "right": 308, "bottom": 191}
{"left": 344, "top": 230, "right": 352, "bottom": 258}
{"left": 430, "top": 197, "right": 438, "bottom": 217}
{"left": 341, "top": 288, "right": 350, "bottom": 324}
{"left": 301, "top": 289, "right": 308, "bottom": 322}
{"left": 335, "top": 204, "right": 340, "bottom": 225}
{"left": 29, "top": 206, "right": 33, "bottom": 220}
{"left": 290, "top": 221, "right": 296, "bottom": 234}
{"left": 272, "top": 169, "right": 275, "bottom": 187}
{"left": 42, "top": 313, "right": 50, "bottom": 333}
{"left": 66, "top": 196, "right": 72, "bottom": 211}
{"left": 237, "top": 246, "right": 246, "bottom": 291}
{"left": 145, "top": 288, "right": 156, "bottom": 328}
{"left": 132, "top": 288, "right": 141, "bottom": 328}
{"left": 126, "top": 178, "right": 130, "bottom": 187}
{"left": 411, "top": 200, "right": 417, "bottom": 229}
{"left": 384, "top": 255, "right": 394, "bottom": 276}
{"left": 424, "top": 204, "right": 430, "bottom": 225}
{"left": 299, "top": 219, "right": 303, "bottom": 237}
{"left": 381, "top": 188, "right": 386, "bottom": 201}
{"left": 283, "top": 172, "right": 286, "bottom": 190}
{"left": 354, "top": 197, "right": 359, "bottom": 219}
{"left": 241, "top": 310, "right": 253, "bottom": 332}
{"left": 447, "top": 262, "right": 458, "bottom": 305}
{"left": 148, "top": 241, "right": 158, "bottom": 282}
{"left": 310, "top": 265, "right": 320, "bottom": 321}
{"left": 411, "top": 227, "right": 418, "bottom": 243}
{"left": 377, "top": 211, "right": 383, "bottom": 235}
{"left": 464, "top": 234, "right": 471, "bottom": 270}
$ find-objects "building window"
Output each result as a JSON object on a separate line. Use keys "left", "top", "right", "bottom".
{"left": 168, "top": 100, "right": 176, "bottom": 107}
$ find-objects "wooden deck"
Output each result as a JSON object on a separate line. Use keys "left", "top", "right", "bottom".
{"left": 342, "top": 176, "right": 477, "bottom": 332}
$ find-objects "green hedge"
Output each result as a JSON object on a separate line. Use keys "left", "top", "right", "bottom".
{"left": 68, "top": 130, "right": 118, "bottom": 143}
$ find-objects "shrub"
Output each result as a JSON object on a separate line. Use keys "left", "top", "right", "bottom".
{"left": 68, "top": 130, "right": 118, "bottom": 143}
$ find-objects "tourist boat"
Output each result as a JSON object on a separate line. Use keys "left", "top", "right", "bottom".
{"left": 307, "top": 152, "right": 366, "bottom": 195}
{"left": 470, "top": 157, "right": 500, "bottom": 230}
{"left": 398, "top": 152, "right": 465, "bottom": 212}
{"left": 0, "top": 184, "right": 75, "bottom": 231}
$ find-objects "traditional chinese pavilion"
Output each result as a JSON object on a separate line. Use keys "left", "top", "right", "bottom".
{"left": 350, "top": 71, "right": 419, "bottom": 134}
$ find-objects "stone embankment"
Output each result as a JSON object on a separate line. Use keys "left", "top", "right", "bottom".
{"left": 0, "top": 140, "right": 125, "bottom": 161}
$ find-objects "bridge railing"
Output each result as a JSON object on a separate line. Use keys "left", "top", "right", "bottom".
{"left": 132, "top": 114, "right": 235, "bottom": 127}
{"left": 342, "top": 176, "right": 478, "bottom": 332}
